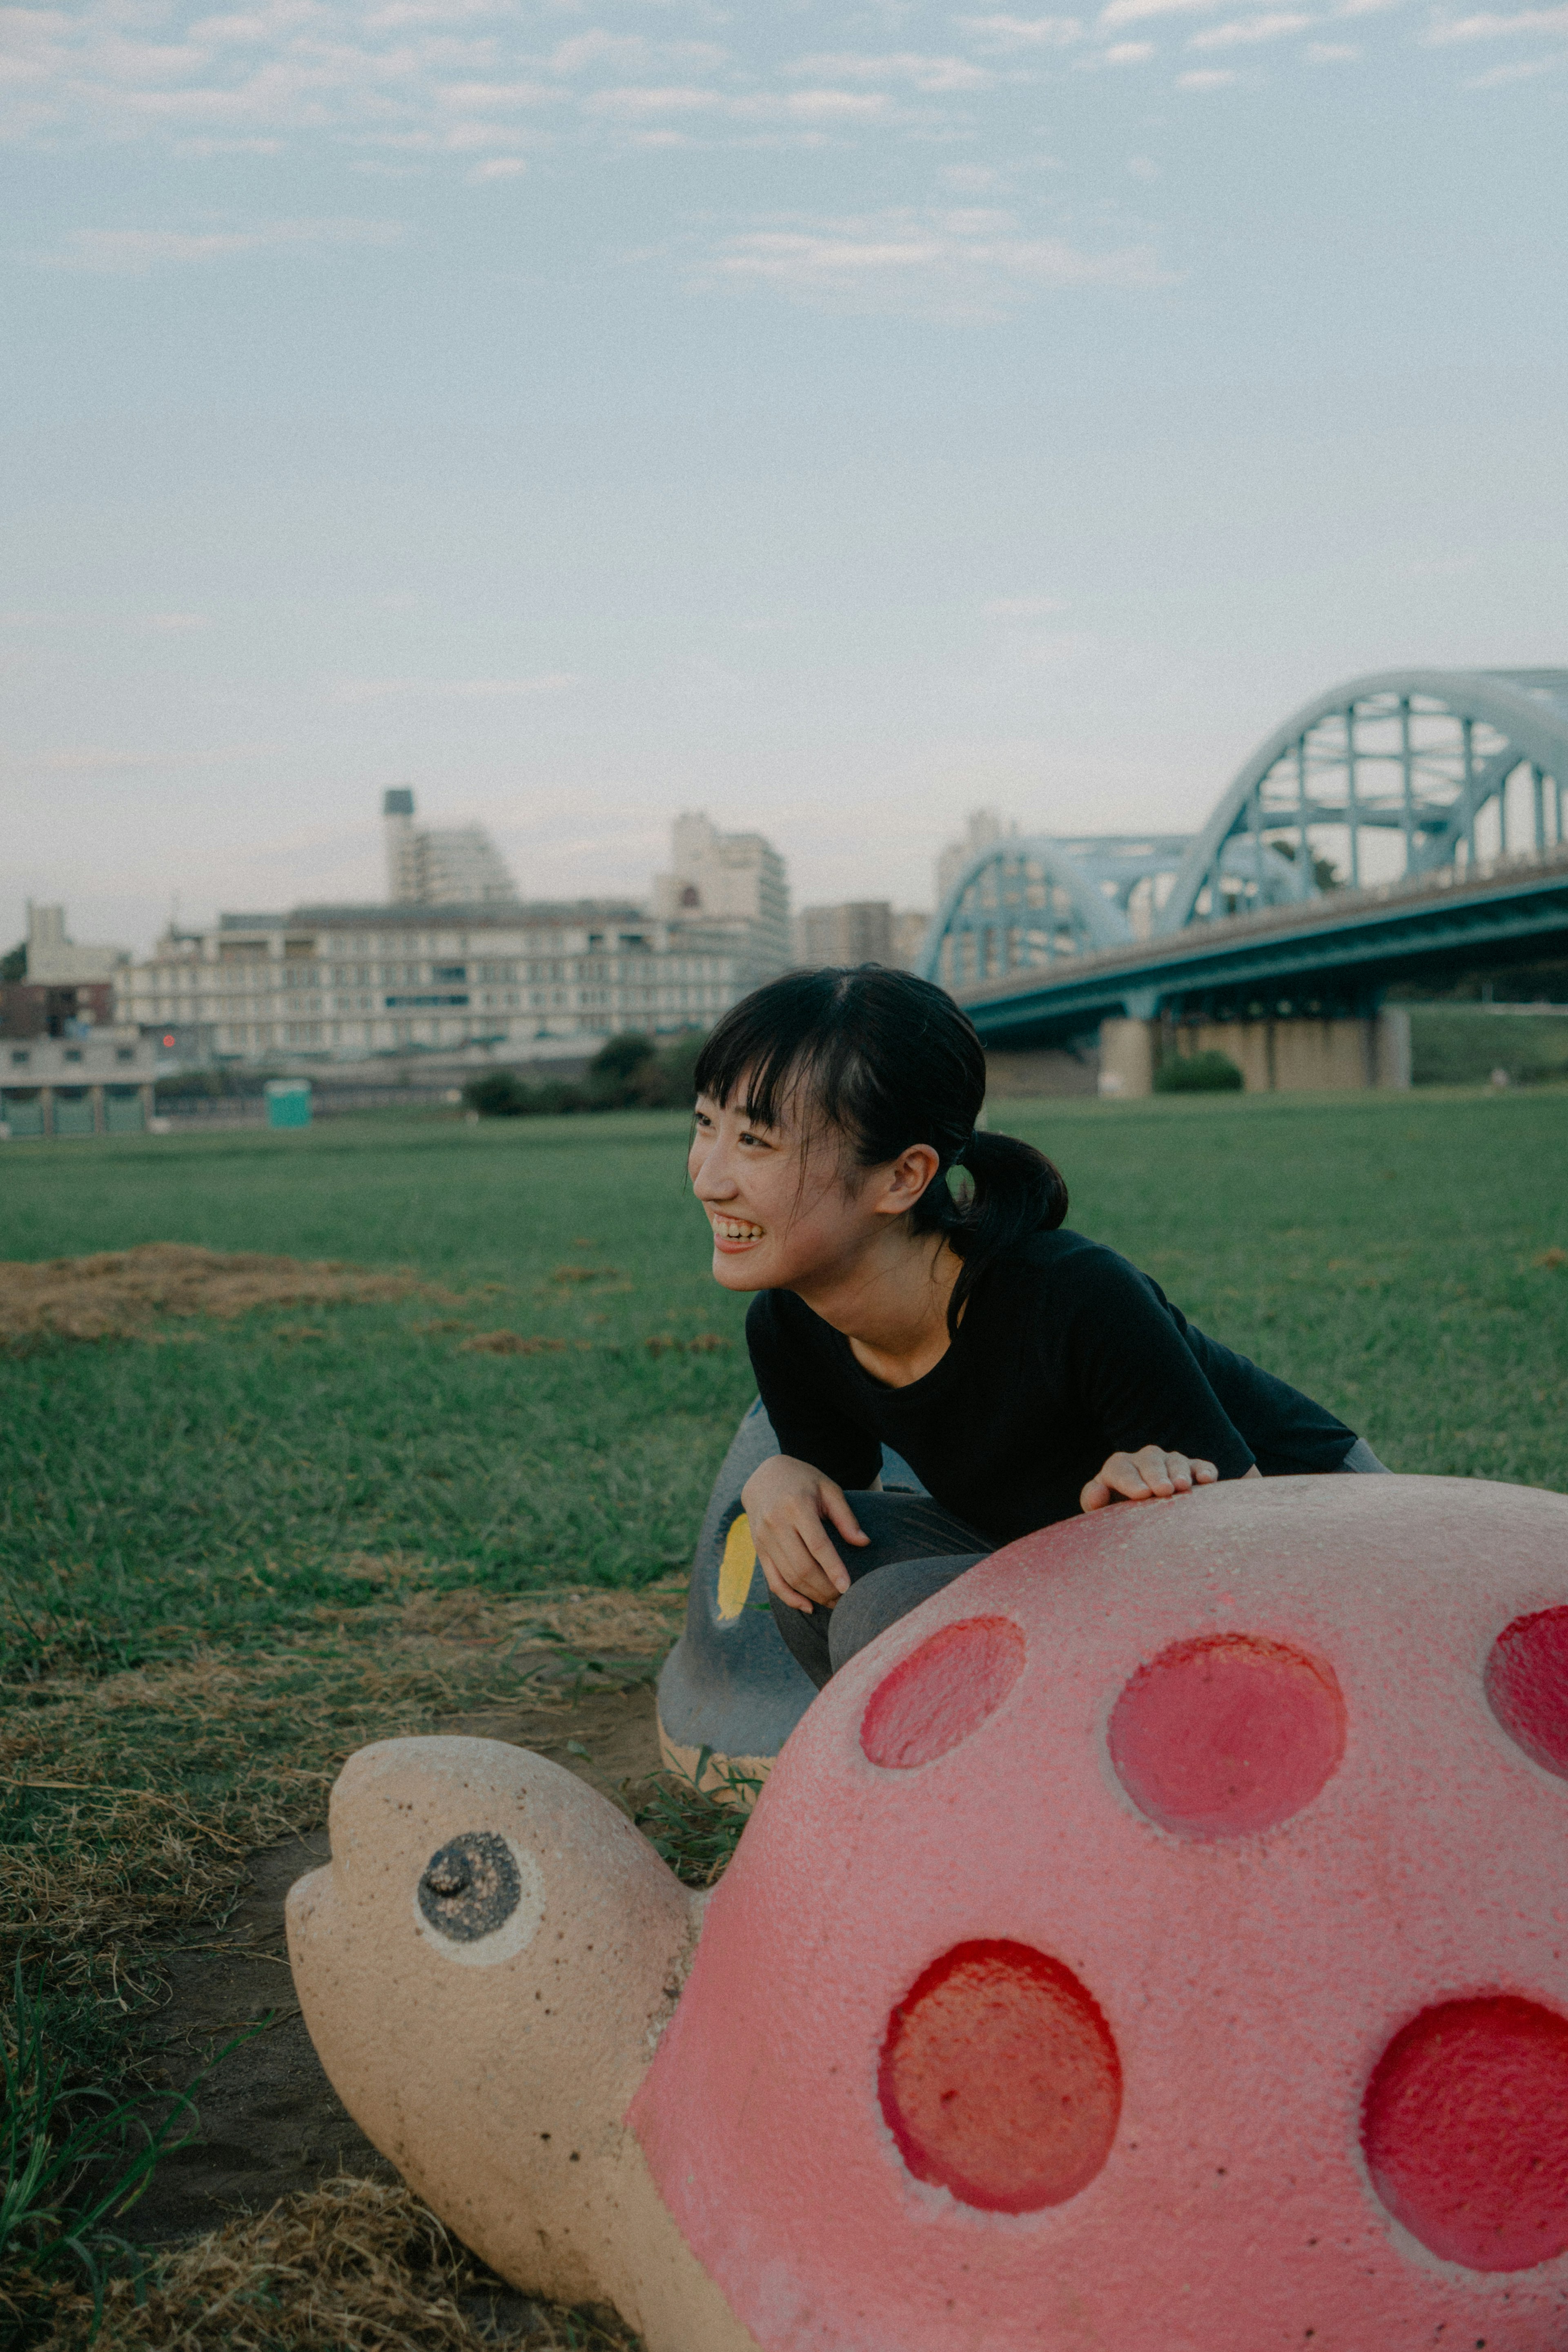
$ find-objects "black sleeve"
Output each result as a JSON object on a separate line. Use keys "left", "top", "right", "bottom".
{"left": 1042, "top": 1250, "right": 1258, "bottom": 1478}
{"left": 745, "top": 1293, "right": 882, "bottom": 1491}
{"left": 1177, "top": 1322, "right": 1356, "bottom": 1474}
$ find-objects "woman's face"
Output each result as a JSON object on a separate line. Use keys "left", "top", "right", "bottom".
{"left": 688, "top": 1085, "right": 881, "bottom": 1297}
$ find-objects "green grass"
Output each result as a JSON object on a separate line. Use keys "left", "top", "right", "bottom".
{"left": 0, "top": 1112, "right": 755, "bottom": 1681}
{"left": 1407, "top": 1003, "right": 1568, "bottom": 1088}
{"left": 2, "top": 1088, "right": 1565, "bottom": 2329}
{"left": 3, "top": 1091, "right": 1566, "bottom": 1689}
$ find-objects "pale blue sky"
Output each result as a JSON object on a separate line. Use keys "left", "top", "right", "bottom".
{"left": 3, "top": 0, "right": 1565, "bottom": 952}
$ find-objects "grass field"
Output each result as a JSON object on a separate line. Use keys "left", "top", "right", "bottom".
{"left": 3, "top": 1086, "right": 1566, "bottom": 2341}
{"left": 4, "top": 1087, "right": 1566, "bottom": 1685}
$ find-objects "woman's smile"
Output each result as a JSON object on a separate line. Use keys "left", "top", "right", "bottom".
{"left": 707, "top": 1211, "right": 765, "bottom": 1253}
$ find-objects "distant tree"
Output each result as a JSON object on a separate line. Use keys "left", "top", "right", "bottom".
{"left": 588, "top": 1032, "right": 657, "bottom": 1105}
{"left": 0, "top": 941, "right": 25, "bottom": 983}
{"left": 1154, "top": 1050, "right": 1244, "bottom": 1095}
{"left": 631, "top": 1031, "right": 704, "bottom": 1109}
{"left": 463, "top": 1069, "right": 588, "bottom": 1117}
{"left": 463, "top": 1070, "right": 533, "bottom": 1117}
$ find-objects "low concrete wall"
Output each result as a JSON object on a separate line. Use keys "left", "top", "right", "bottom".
{"left": 983, "top": 1046, "right": 1099, "bottom": 1099}
{"left": 1093, "top": 1010, "right": 1413, "bottom": 1098}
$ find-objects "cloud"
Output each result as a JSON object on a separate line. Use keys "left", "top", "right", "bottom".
{"left": 1099, "top": 37, "right": 1157, "bottom": 56}
{"left": 467, "top": 151, "right": 523, "bottom": 176}
{"left": 1127, "top": 151, "right": 1160, "bottom": 173}
{"left": 434, "top": 78, "right": 554, "bottom": 109}
{"left": 584, "top": 82, "right": 724, "bottom": 117}
{"left": 1423, "top": 2, "right": 1568, "bottom": 35}
{"left": 1189, "top": 10, "right": 1314, "bottom": 42}
{"left": 702, "top": 207, "right": 1172, "bottom": 317}
{"left": 786, "top": 49, "right": 995, "bottom": 90}
{"left": 39, "top": 216, "right": 404, "bottom": 272}
{"left": 1099, "top": 0, "right": 1220, "bottom": 27}
{"left": 1177, "top": 62, "right": 1243, "bottom": 77}
{"left": 955, "top": 13, "right": 1086, "bottom": 44}
{"left": 1465, "top": 45, "right": 1564, "bottom": 68}
{"left": 1306, "top": 36, "right": 1362, "bottom": 51}
{"left": 548, "top": 31, "right": 727, "bottom": 76}
{"left": 332, "top": 673, "right": 581, "bottom": 702}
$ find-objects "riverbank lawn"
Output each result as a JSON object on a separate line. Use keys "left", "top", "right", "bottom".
{"left": 3, "top": 1088, "right": 1565, "bottom": 1688}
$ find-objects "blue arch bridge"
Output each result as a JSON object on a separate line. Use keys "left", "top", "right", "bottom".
{"left": 917, "top": 669, "right": 1568, "bottom": 1095}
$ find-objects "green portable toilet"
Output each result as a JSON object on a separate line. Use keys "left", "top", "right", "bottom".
{"left": 264, "top": 1078, "right": 312, "bottom": 1130}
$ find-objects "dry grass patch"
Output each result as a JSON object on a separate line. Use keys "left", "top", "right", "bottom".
{"left": 0, "top": 1246, "right": 428, "bottom": 1347}
{"left": 1, "top": 1578, "right": 687, "bottom": 1995}
{"left": 35, "top": 2178, "right": 639, "bottom": 2350}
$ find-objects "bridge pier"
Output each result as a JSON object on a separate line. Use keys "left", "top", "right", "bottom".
{"left": 1096, "top": 1009, "right": 1411, "bottom": 1097}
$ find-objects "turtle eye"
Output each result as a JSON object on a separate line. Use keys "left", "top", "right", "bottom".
{"left": 418, "top": 1830, "right": 537, "bottom": 1953}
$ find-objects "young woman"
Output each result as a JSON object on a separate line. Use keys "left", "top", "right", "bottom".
{"left": 688, "top": 963, "right": 1387, "bottom": 1692}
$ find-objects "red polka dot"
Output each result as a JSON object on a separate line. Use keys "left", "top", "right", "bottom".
{"left": 860, "top": 1617, "right": 1025, "bottom": 1771}
{"left": 1362, "top": 1997, "right": 1568, "bottom": 2271}
{"left": 878, "top": 1940, "right": 1120, "bottom": 2212}
{"left": 1107, "top": 1632, "right": 1345, "bottom": 1838}
{"left": 1485, "top": 1607, "right": 1568, "bottom": 1779}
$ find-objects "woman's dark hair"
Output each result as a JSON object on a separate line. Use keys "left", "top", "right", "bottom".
{"left": 693, "top": 965, "right": 1067, "bottom": 1335}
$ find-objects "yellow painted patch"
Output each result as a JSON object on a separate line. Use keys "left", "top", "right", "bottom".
{"left": 716, "top": 1514, "right": 757, "bottom": 1620}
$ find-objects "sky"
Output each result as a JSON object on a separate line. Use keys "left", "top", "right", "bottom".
{"left": 3, "top": 0, "right": 1566, "bottom": 955}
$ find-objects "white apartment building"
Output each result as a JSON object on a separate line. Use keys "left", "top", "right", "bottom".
{"left": 383, "top": 787, "right": 517, "bottom": 905}
{"left": 653, "top": 812, "right": 791, "bottom": 977}
{"left": 117, "top": 901, "right": 754, "bottom": 1063}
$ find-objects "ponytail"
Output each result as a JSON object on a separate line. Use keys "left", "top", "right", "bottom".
{"left": 693, "top": 965, "right": 1069, "bottom": 1336}
{"left": 913, "top": 1127, "right": 1068, "bottom": 1337}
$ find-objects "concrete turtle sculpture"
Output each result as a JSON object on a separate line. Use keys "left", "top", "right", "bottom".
{"left": 655, "top": 1396, "right": 925, "bottom": 1792}
{"left": 289, "top": 1473, "right": 1568, "bottom": 2351}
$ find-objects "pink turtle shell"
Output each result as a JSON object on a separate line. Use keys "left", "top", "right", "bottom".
{"left": 630, "top": 1474, "right": 1568, "bottom": 2352}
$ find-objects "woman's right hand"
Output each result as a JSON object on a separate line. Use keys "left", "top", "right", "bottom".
{"left": 741, "top": 1454, "right": 870, "bottom": 1614}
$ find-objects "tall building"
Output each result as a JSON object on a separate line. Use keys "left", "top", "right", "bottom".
{"left": 793, "top": 902, "right": 933, "bottom": 972}
{"left": 383, "top": 787, "right": 516, "bottom": 905}
{"left": 935, "top": 809, "right": 1014, "bottom": 907}
{"left": 22, "top": 902, "right": 129, "bottom": 987}
{"left": 795, "top": 902, "right": 893, "bottom": 967}
{"left": 891, "top": 909, "right": 934, "bottom": 971}
{"left": 652, "top": 813, "right": 791, "bottom": 981}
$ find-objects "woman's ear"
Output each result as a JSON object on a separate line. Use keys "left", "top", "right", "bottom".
{"left": 873, "top": 1142, "right": 942, "bottom": 1217}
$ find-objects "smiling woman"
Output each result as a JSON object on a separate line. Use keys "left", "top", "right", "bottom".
{"left": 688, "top": 965, "right": 1381, "bottom": 1692}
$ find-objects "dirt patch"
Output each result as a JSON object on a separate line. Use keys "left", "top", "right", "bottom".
{"left": 128, "top": 1683, "right": 664, "bottom": 2248}
{"left": 0, "top": 1243, "right": 428, "bottom": 1345}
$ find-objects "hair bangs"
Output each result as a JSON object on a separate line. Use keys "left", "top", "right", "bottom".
{"left": 693, "top": 971, "right": 860, "bottom": 1135}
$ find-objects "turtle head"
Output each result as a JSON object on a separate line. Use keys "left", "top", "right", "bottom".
{"left": 286, "top": 1736, "right": 698, "bottom": 2303}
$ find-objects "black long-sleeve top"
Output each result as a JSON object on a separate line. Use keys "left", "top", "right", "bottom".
{"left": 744, "top": 1226, "right": 1357, "bottom": 1547}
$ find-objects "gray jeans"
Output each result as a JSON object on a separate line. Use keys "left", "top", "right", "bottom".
{"left": 768, "top": 1441, "right": 1390, "bottom": 1691}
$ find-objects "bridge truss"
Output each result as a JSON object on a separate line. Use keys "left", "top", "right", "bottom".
{"left": 920, "top": 670, "right": 1568, "bottom": 1001}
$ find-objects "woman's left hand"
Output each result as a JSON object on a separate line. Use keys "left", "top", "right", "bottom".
{"left": 1080, "top": 1445, "right": 1222, "bottom": 1512}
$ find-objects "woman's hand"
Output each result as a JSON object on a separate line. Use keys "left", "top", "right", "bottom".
{"left": 1080, "top": 1445, "right": 1225, "bottom": 1513}
{"left": 741, "top": 1454, "right": 869, "bottom": 1614}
